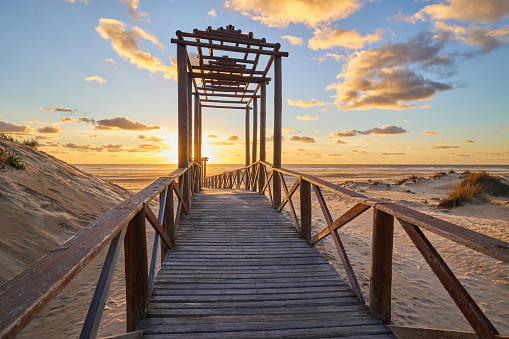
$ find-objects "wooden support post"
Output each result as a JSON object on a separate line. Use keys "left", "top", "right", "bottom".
{"left": 194, "top": 94, "right": 200, "bottom": 193}
{"left": 124, "top": 210, "right": 149, "bottom": 332}
{"left": 177, "top": 43, "right": 190, "bottom": 212}
{"left": 370, "top": 208, "right": 394, "bottom": 324}
{"left": 273, "top": 56, "right": 282, "bottom": 208}
{"left": 187, "top": 73, "right": 193, "bottom": 162}
{"left": 161, "top": 186, "right": 174, "bottom": 261}
{"left": 251, "top": 98, "right": 258, "bottom": 191}
{"left": 300, "top": 179, "right": 311, "bottom": 240}
{"left": 198, "top": 103, "right": 202, "bottom": 190}
{"left": 245, "top": 106, "right": 250, "bottom": 167}
{"left": 259, "top": 82, "right": 266, "bottom": 193}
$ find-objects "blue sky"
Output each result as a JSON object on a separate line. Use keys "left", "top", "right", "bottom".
{"left": 0, "top": 0, "right": 508, "bottom": 164}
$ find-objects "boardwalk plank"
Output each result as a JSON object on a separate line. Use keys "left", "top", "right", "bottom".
{"left": 138, "top": 189, "right": 394, "bottom": 338}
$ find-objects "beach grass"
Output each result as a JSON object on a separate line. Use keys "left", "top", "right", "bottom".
{"left": 438, "top": 171, "right": 509, "bottom": 208}
{"left": 0, "top": 147, "right": 26, "bottom": 171}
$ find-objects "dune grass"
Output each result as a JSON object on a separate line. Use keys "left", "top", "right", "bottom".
{"left": 0, "top": 132, "right": 39, "bottom": 150}
{"left": 438, "top": 171, "right": 509, "bottom": 208}
{"left": 0, "top": 147, "right": 26, "bottom": 171}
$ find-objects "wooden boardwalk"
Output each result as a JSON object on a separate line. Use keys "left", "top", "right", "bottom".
{"left": 137, "top": 188, "right": 394, "bottom": 338}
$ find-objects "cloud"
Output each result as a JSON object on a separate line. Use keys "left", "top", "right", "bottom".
{"left": 431, "top": 142, "right": 460, "bottom": 149}
{"left": 207, "top": 8, "right": 218, "bottom": 17}
{"left": 288, "top": 99, "right": 328, "bottom": 107}
{"left": 326, "top": 32, "right": 454, "bottom": 111}
{"left": 290, "top": 135, "right": 316, "bottom": 143}
{"left": 314, "top": 53, "right": 346, "bottom": 63}
{"left": 281, "top": 35, "right": 303, "bottom": 45}
{"left": 137, "top": 134, "right": 164, "bottom": 142}
{"left": 297, "top": 148, "right": 305, "bottom": 152}
{"left": 207, "top": 141, "right": 235, "bottom": 146}
{"left": 35, "top": 135, "right": 58, "bottom": 141}
{"left": 64, "top": 143, "right": 103, "bottom": 152}
{"left": 88, "top": 135, "right": 100, "bottom": 138}
{"left": 65, "top": 0, "right": 89, "bottom": 3}
{"left": 135, "top": 143, "right": 171, "bottom": 151}
{"left": 36, "top": 126, "right": 62, "bottom": 134}
{"left": 105, "top": 58, "right": 115, "bottom": 64}
{"left": 95, "top": 116, "right": 161, "bottom": 131}
{"left": 41, "top": 107, "right": 73, "bottom": 113}
{"left": 227, "top": 135, "right": 240, "bottom": 141}
{"left": 463, "top": 139, "right": 475, "bottom": 143}
{"left": 381, "top": 152, "right": 405, "bottom": 155}
{"left": 85, "top": 76, "right": 107, "bottom": 84}
{"left": 421, "top": 130, "right": 439, "bottom": 136}
{"left": 282, "top": 128, "right": 295, "bottom": 132}
{"left": 0, "top": 121, "right": 33, "bottom": 135}
{"left": 120, "top": 0, "right": 149, "bottom": 22}
{"left": 335, "top": 140, "right": 346, "bottom": 144}
{"left": 413, "top": 0, "right": 509, "bottom": 24}
{"left": 308, "top": 27, "right": 383, "bottom": 50}
{"left": 433, "top": 22, "right": 509, "bottom": 53}
{"left": 223, "top": 0, "right": 362, "bottom": 28}
{"left": 351, "top": 149, "right": 367, "bottom": 154}
{"left": 96, "top": 18, "right": 177, "bottom": 80}
{"left": 297, "top": 115, "right": 320, "bottom": 121}
{"left": 311, "top": 129, "right": 319, "bottom": 133}
{"left": 328, "top": 153, "right": 342, "bottom": 156}
{"left": 330, "top": 125, "right": 407, "bottom": 137}
{"left": 319, "top": 108, "right": 330, "bottom": 112}
{"left": 207, "top": 134, "right": 218, "bottom": 138}
{"left": 61, "top": 117, "right": 95, "bottom": 124}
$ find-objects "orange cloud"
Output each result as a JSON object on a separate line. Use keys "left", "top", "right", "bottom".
{"left": 223, "top": 0, "right": 362, "bottom": 28}
{"left": 314, "top": 53, "right": 346, "bottom": 63}
{"left": 85, "top": 76, "right": 107, "bottom": 84}
{"left": 326, "top": 32, "right": 453, "bottom": 111}
{"left": 37, "top": 126, "right": 62, "bottom": 134}
{"left": 308, "top": 27, "right": 383, "bottom": 50}
{"left": 281, "top": 35, "right": 303, "bottom": 45}
{"left": 96, "top": 18, "right": 177, "bottom": 80}
{"left": 0, "top": 121, "right": 33, "bottom": 135}
{"left": 120, "top": 0, "right": 149, "bottom": 22}
{"left": 207, "top": 8, "right": 218, "bottom": 18}
{"left": 290, "top": 135, "right": 316, "bottom": 143}
{"left": 288, "top": 99, "right": 328, "bottom": 107}
{"left": 297, "top": 115, "right": 319, "bottom": 121}
{"left": 95, "top": 116, "right": 161, "bottom": 131}
{"left": 207, "top": 141, "right": 235, "bottom": 146}
{"left": 414, "top": 0, "right": 509, "bottom": 24}
{"left": 330, "top": 125, "right": 407, "bottom": 137}
{"left": 431, "top": 142, "right": 460, "bottom": 149}
{"left": 421, "top": 130, "right": 439, "bottom": 136}
{"left": 434, "top": 22, "right": 509, "bottom": 53}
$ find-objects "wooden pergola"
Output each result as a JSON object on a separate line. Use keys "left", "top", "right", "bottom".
{"left": 171, "top": 25, "right": 289, "bottom": 208}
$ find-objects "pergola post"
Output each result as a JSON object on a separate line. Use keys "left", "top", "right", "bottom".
{"left": 245, "top": 106, "right": 250, "bottom": 167}
{"left": 258, "top": 82, "right": 266, "bottom": 193}
{"left": 188, "top": 74, "right": 193, "bottom": 163}
{"left": 194, "top": 94, "right": 200, "bottom": 192}
{"left": 176, "top": 42, "right": 189, "bottom": 207}
{"left": 198, "top": 102, "right": 203, "bottom": 190}
{"left": 273, "top": 56, "right": 282, "bottom": 208}
{"left": 251, "top": 98, "right": 258, "bottom": 191}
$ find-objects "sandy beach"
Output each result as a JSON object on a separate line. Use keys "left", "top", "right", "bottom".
{"left": 2, "top": 154, "right": 508, "bottom": 337}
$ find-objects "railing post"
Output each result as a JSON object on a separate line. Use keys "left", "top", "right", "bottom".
{"left": 299, "top": 179, "right": 311, "bottom": 240}
{"left": 370, "top": 208, "right": 394, "bottom": 323}
{"left": 124, "top": 209, "right": 149, "bottom": 332}
{"left": 162, "top": 184, "right": 175, "bottom": 254}
{"left": 273, "top": 56, "right": 282, "bottom": 208}
{"left": 259, "top": 82, "right": 266, "bottom": 194}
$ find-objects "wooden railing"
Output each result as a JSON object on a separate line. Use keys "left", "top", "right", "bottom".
{"left": 204, "top": 160, "right": 509, "bottom": 339}
{"left": 0, "top": 161, "right": 202, "bottom": 339}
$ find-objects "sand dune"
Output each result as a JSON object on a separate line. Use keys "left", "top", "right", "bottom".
{"left": 0, "top": 138, "right": 130, "bottom": 284}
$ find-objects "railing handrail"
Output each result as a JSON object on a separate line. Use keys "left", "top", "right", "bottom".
{"left": 0, "top": 163, "right": 199, "bottom": 338}
{"left": 206, "top": 160, "right": 509, "bottom": 264}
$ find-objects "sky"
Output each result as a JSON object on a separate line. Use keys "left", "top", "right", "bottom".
{"left": 0, "top": 0, "right": 508, "bottom": 165}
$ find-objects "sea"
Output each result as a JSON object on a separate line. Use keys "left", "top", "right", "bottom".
{"left": 50, "top": 164, "right": 509, "bottom": 336}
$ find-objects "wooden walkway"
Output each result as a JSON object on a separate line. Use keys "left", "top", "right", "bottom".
{"left": 137, "top": 188, "right": 394, "bottom": 338}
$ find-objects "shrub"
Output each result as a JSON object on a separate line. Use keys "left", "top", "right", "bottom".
{"left": 438, "top": 171, "right": 509, "bottom": 208}
{"left": 395, "top": 178, "right": 408, "bottom": 185}
{"left": 23, "top": 138, "right": 39, "bottom": 149}
{"left": 0, "top": 147, "right": 26, "bottom": 171}
{"left": 448, "top": 169, "right": 456, "bottom": 174}
{"left": 410, "top": 175, "right": 418, "bottom": 183}
{"left": 431, "top": 172, "right": 447, "bottom": 179}
{"left": 0, "top": 132, "right": 17, "bottom": 142}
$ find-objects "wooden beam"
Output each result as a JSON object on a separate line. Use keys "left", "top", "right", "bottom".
{"left": 194, "top": 94, "right": 200, "bottom": 163}
{"left": 193, "top": 92, "right": 260, "bottom": 98}
{"left": 198, "top": 86, "right": 255, "bottom": 92}
{"left": 201, "top": 99, "right": 248, "bottom": 104}
{"left": 310, "top": 203, "right": 371, "bottom": 245}
{"left": 187, "top": 73, "right": 193, "bottom": 162}
{"left": 191, "top": 72, "right": 270, "bottom": 83}
{"left": 399, "top": 219, "right": 499, "bottom": 338}
{"left": 177, "top": 43, "right": 189, "bottom": 169}
{"left": 370, "top": 209, "right": 394, "bottom": 324}
{"left": 170, "top": 38, "right": 289, "bottom": 57}
{"left": 124, "top": 210, "right": 148, "bottom": 332}
{"left": 202, "top": 55, "right": 256, "bottom": 64}
{"left": 144, "top": 204, "right": 173, "bottom": 250}
{"left": 272, "top": 56, "right": 282, "bottom": 208}
{"left": 252, "top": 97, "right": 258, "bottom": 171}
{"left": 191, "top": 65, "right": 264, "bottom": 75}
{"left": 162, "top": 184, "right": 174, "bottom": 259}
{"left": 201, "top": 104, "right": 247, "bottom": 110}
{"left": 183, "top": 31, "right": 278, "bottom": 48}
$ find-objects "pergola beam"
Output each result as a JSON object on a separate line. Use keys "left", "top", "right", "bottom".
{"left": 170, "top": 38, "right": 289, "bottom": 57}
{"left": 193, "top": 92, "right": 260, "bottom": 98}
{"left": 191, "top": 72, "right": 270, "bottom": 83}
{"left": 201, "top": 104, "right": 247, "bottom": 110}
